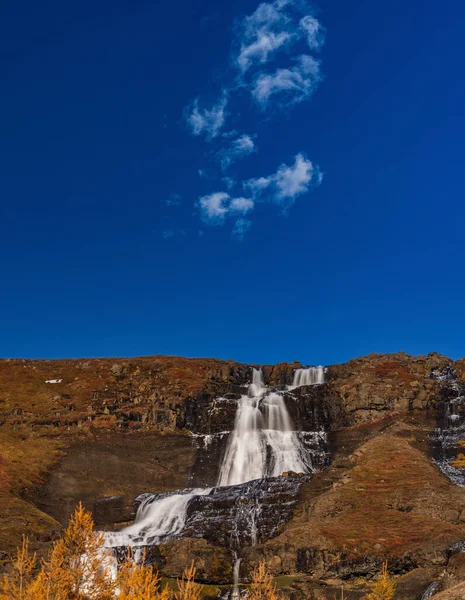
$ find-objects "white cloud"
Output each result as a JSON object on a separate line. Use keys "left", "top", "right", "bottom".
{"left": 274, "top": 153, "right": 314, "bottom": 198}
{"left": 199, "top": 192, "right": 230, "bottom": 221}
{"left": 246, "top": 176, "right": 272, "bottom": 192}
{"left": 245, "top": 153, "right": 321, "bottom": 205}
{"left": 252, "top": 55, "right": 322, "bottom": 106}
{"left": 236, "top": 2, "right": 291, "bottom": 73}
{"left": 238, "top": 31, "right": 292, "bottom": 73}
{"left": 300, "top": 15, "right": 325, "bottom": 50}
{"left": 233, "top": 134, "right": 255, "bottom": 152}
{"left": 233, "top": 218, "right": 252, "bottom": 239}
{"left": 234, "top": 1, "right": 325, "bottom": 78}
{"left": 230, "top": 197, "right": 254, "bottom": 212}
{"left": 199, "top": 192, "right": 254, "bottom": 223}
{"left": 219, "top": 134, "right": 257, "bottom": 169}
{"left": 187, "top": 95, "right": 228, "bottom": 140}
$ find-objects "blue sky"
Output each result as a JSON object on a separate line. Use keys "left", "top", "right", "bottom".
{"left": 1, "top": 0, "right": 464, "bottom": 365}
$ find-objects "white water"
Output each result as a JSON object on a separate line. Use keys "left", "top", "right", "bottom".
{"left": 292, "top": 366, "right": 324, "bottom": 387}
{"left": 104, "top": 488, "right": 210, "bottom": 549}
{"left": 217, "top": 369, "right": 310, "bottom": 486}
{"left": 231, "top": 557, "right": 241, "bottom": 599}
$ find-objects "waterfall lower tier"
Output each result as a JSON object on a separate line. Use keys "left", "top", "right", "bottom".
{"left": 104, "top": 475, "right": 310, "bottom": 557}
{"left": 103, "top": 488, "right": 210, "bottom": 549}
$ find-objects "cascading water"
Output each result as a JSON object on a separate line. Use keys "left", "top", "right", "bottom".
{"left": 217, "top": 369, "right": 312, "bottom": 487}
{"left": 231, "top": 556, "right": 241, "bottom": 599}
{"left": 104, "top": 488, "right": 210, "bottom": 549}
{"left": 431, "top": 366, "right": 465, "bottom": 487}
{"left": 291, "top": 366, "right": 325, "bottom": 387}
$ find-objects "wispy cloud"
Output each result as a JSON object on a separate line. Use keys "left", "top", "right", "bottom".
{"left": 186, "top": 94, "right": 228, "bottom": 140}
{"left": 219, "top": 134, "right": 257, "bottom": 169}
{"left": 246, "top": 153, "right": 322, "bottom": 205}
{"left": 300, "top": 15, "right": 325, "bottom": 50}
{"left": 233, "top": 218, "right": 252, "bottom": 239}
{"left": 252, "top": 55, "right": 322, "bottom": 107}
{"left": 199, "top": 192, "right": 254, "bottom": 224}
{"left": 234, "top": 2, "right": 325, "bottom": 73}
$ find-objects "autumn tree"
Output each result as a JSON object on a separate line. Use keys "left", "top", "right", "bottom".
{"left": 0, "top": 537, "right": 36, "bottom": 600}
{"left": 363, "top": 562, "right": 396, "bottom": 600}
{"left": 247, "top": 560, "right": 281, "bottom": 600}
{"left": 174, "top": 562, "right": 203, "bottom": 600}
{"left": 117, "top": 549, "right": 170, "bottom": 600}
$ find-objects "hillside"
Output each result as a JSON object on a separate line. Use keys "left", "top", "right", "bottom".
{"left": 0, "top": 351, "right": 464, "bottom": 599}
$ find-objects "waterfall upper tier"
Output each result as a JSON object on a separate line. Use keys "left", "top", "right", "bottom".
{"left": 291, "top": 366, "right": 325, "bottom": 387}
{"left": 217, "top": 368, "right": 319, "bottom": 487}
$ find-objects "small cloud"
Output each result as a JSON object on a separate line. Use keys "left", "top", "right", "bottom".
{"left": 219, "top": 133, "right": 257, "bottom": 169}
{"left": 245, "top": 153, "right": 321, "bottom": 206}
{"left": 230, "top": 197, "right": 254, "bottom": 212}
{"left": 299, "top": 15, "right": 326, "bottom": 51}
{"left": 199, "top": 191, "right": 254, "bottom": 224}
{"left": 238, "top": 31, "right": 292, "bottom": 73}
{"left": 165, "top": 193, "right": 181, "bottom": 207}
{"left": 233, "top": 218, "right": 252, "bottom": 239}
{"left": 252, "top": 55, "right": 322, "bottom": 107}
{"left": 163, "top": 229, "right": 176, "bottom": 239}
{"left": 199, "top": 191, "right": 230, "bottom": 222}
{"left": 235, "top": 2, "right": 291, "bottom": 73}
{"left": 186, "top": 93, "right": 228, "bottom": 140}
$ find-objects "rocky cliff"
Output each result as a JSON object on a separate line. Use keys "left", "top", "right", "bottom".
{"left": 0, "top": 351, "right": 464, "bottom": 599}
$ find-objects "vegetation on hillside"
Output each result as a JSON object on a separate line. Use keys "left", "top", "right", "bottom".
{"left": 0, "top": 503, "right": 399, "bottom": 599}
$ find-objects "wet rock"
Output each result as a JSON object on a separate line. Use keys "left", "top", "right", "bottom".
{"left": 185, "top": 476, "right": 310, "bottom": 548}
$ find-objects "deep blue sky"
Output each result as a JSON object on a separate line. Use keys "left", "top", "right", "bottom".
{"left": 1, "top": 0, "right": 464, "bottom": 365}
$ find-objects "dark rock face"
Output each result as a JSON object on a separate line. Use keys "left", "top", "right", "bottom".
{"left": 185, "top": 476, "right": 310, "bottom": 548}
{"left": 282, "top": 384, "right": 346, "bottom": 431}
{"left": 184, "top": 383, "right": 340, "bottom": 437}
{"left": 430, "top": 366, "right": 465, "bottom": 487}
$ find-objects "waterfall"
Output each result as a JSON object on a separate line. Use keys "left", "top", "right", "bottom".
{"left": 431, "top": 367, "right": 465, "bottom": 487}
{"left": 102, "top": 365, "right": 324, "bottom": 596}
{"left": 217, "top": 370, "right": 311, "bottom": 487}
{"left": 231, "top": 557, "right": 241, "bottom": 599}
{"left": 292, "top": 366, "right": 324, "bottom": 387}
{"left": 104, "top": 488, "right": 210, "bottom": 549}
{"left": 248, "top": 367, "right": 265, "bottom": 397}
